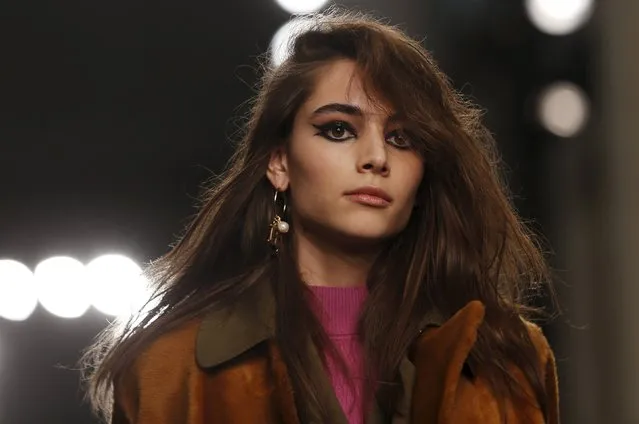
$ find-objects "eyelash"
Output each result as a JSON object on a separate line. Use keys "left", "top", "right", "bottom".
{"left": 312, "top": 121, "right": 413, "bottom": 149}
{"left": 313, "top": 121, "right": 356, "bottom": 141}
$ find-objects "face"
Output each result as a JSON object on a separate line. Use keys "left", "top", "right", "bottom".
{"left": 267, "top": 60, "right": 424, "bottom": 246}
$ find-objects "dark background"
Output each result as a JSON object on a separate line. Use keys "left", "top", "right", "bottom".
{"left": 0, "top": 1, "right": 594, "bottom": 422}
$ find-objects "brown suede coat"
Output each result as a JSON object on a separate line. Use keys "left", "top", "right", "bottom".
{"left": 112, "top": 283, "right": 559, "bottom": 424}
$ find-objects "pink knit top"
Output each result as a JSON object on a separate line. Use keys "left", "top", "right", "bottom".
{"left": 308, "top": 285, "right": 368, "bottom": 424}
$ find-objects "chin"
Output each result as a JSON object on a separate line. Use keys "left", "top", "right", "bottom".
{"left": 301, "top": 212, "right": 407, "bottom": 245}
{"left": 333, "top": 220, "right": 401, "bottom": 242}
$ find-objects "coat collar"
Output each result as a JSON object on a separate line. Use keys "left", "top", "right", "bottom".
{"left": 195, "top": 281, "right": 486, "bottom": 423}
{"left": 196, "top": 281, "right": 276, "bottom": 369}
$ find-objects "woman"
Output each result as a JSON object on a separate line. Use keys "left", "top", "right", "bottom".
{"left": 83, "top": 11, "right": 559, "bottom": 424}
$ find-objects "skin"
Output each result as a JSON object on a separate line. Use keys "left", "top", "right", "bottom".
{"left": 267, "top": 60, "right": 424, "bottom": 287}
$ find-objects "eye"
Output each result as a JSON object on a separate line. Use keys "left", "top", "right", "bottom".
{"left": 386, "top": 129, "right": 413, "bottom": 149}
{"left": 313, "top": 121, "right": 356, "bottom": 141}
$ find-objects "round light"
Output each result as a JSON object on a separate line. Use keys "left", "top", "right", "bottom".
{"left": 274, "top": 0, "right": 329, "bottom": 15}
{"left": 270, "top": 17, "right": 315, "bottom": 67}
{"left": 525, "top": 0, "right": 594, "bottom": 35}
{"left": 538, "top": 81, "right": 590, "bottom": 138}
{"left": 86, "top": 254, "right": 150, "bottom": 317}
{"left": 35, "top": 256, "right": 90, "bottom": 318}
{"left": 0, "top": 260, "right": 37, "bottom": 321}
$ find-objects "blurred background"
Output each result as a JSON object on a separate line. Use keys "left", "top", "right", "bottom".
{"left": 0, "top": 0, "right": 637, "bottom": 423}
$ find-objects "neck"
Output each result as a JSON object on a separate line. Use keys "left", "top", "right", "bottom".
{"left": 292, "top": 225, "right": 380, "bottom": 288}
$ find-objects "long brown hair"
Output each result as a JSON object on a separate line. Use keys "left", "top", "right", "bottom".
{"left": 82, "top": 9, "right": 553, "bottom": 423}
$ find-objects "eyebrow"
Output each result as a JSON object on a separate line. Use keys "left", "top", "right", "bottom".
{"left": 312, "top": 103, "right": 363, "bottom": 117}
{"left": 311, "top": 102, "right": 402, "bottom": 122}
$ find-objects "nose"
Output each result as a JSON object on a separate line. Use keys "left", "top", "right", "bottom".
{"left": 356, "top": 130, "right": 389, "bottom": 176}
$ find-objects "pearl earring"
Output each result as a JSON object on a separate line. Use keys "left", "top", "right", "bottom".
{"left": 267, "top": 189, "right": 289, "bottom": 253}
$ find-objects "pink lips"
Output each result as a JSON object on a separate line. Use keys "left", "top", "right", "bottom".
{"left": 344, "top": 186, "right": 393, "bottom": 207}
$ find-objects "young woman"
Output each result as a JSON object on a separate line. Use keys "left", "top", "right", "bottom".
{"left": 84, "top": 11, "right": 559, "bottom": 424}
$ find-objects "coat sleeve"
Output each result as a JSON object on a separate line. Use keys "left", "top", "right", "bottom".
{"left": 110, "top": 322, "right": 204, "bottom": 424}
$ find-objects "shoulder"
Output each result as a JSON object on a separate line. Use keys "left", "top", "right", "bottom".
{"left": 516, "top": 319, "right": 558, "bottom": 396}
{"left": 112, "top": 318, "right": 206, "bottom": 422}
{"left": 117, "top": 317, "right": 205, "bottom": 394}
{"left": 135, "top": 317, "right": 203, "bottom": 374}
{"left": 522, "top": 319, "right": 556, "bottom": 369}
{"left": 522, "top": 319, "right": 560, "bottom": 422}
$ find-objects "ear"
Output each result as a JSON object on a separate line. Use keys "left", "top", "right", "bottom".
{"left": 266, "top": 147, "right": 290, "bottom": 191}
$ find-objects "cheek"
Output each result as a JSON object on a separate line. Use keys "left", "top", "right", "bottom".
{"left": 289, "top": 152, "right": 330, "bottom": 192}
{"left": 286, "top": 142, "right": 344, "bottom": 213}
{"left": 397, "top": 156, "right": 425, "bottom": 203}
{"left": 287, "top": 137, "right": 347, "bottom": 191}
{"left": 393, "top": 163, "right": 423, "bottom": 232}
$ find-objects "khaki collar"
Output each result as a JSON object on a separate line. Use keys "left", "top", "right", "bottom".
{"left": 196, "top": 281, "right": 276, "bottom": 369}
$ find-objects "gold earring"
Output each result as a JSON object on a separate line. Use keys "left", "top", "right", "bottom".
{"left": 267, "top": 189, "right": 289, "bottom": 253}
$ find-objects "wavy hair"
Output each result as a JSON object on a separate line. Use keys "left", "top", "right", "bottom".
{"left": 82, "top": 10, "right": 553, "bottom": 423}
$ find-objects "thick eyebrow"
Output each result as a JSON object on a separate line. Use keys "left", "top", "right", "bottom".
{"left": 311, "top": 102, "right": 403, "bottom": 122}
{"left": 311, "top": 103, "right": 363, "bottom": 117}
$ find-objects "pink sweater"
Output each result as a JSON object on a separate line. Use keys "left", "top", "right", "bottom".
{"left": 308, "top": 285, "right": 368, "bottom": 424}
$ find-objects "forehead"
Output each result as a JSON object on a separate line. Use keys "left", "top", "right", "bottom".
{"left": 301, "top": 60, "right": 393, "bottom": 117}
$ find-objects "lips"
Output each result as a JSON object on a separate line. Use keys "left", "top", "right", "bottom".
{"left": 344, "top": 186, "right": 393, "bottom": 205}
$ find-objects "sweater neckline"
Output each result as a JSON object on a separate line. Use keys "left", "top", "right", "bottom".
{"left": 307, "top": 285, "right": 368, "bottom": 336}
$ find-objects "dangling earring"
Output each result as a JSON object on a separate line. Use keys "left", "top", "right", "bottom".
{"left": 267, "top": 189, "right": 289, "bottom": 254}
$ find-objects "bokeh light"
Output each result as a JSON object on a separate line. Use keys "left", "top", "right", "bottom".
{"left": 526, "top": 0, "right": 594, "bottom": 35}
{"left": 0, "top": 260, "right": 37, "bottom": 321}
{"left": 274, "top": 0, "right": 329, "bottom": 15}
{"left": 35, "top": 256, "right": 90, "bottom": 318}
{"left": 270, "top": 17, "right": 315, "bottom": 67}
{"left": 538, "top": 81, "right": 590, "bottom": 137}
{"left": 86, "top": 254, "right": 150, "bottom": 317}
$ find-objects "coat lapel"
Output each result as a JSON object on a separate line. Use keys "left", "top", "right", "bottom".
{"left": 410, "top": 300, "right": 486, "bottom": 423}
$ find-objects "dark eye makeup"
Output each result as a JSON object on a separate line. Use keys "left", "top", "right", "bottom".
{"left": 313, "top": 120, "right": 414, "bottom": 150}
{"left": 312, "top": 121, "right": 356, "bottom": 142}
